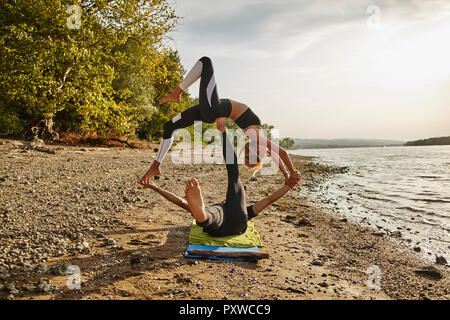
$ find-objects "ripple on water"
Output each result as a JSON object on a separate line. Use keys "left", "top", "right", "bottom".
{"left": 291, "top": 145, "right": 450, "bottom": 258}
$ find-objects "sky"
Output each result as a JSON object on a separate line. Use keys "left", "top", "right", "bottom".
{"left": 166, "top": 0, "right": 450, "bottom": 141}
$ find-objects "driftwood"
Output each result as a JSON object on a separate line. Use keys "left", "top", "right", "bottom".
{"left": 187, "top": 250, "right": 269, "bottom": 260}
{"left": 110, "top": 138, "right": 138, "bottom": 149}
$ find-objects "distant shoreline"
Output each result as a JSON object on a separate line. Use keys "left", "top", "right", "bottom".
{"left": 286, "top": 136, "right": 450, "bottom": 150}
{"left": 405, "top": 136, "right": 450, "bottom": 147}
{"left": 290, "top": 144, "right": 403, "bottom": 150}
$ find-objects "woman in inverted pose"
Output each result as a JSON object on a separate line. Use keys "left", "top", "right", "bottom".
{"left": 139, "top": 56, "right": 300, "bottom": 187}
{"left": 141, "top": 119, "right": 300, "bottom": 237}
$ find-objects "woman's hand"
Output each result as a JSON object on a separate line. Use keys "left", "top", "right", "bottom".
{"left": 140, "top": 180, "right": 158, "bottom": 191}
{"left": 215, "top": 117, "right": 227, "bottom": 133}
{"left": 291, "top": 169, "right": 300, "bottom": 180}
{"left": 284, "top": 173, "right": 290, "bottom": 187}
{"left": 287, "top": 173, "right": 301, "bottom": 188}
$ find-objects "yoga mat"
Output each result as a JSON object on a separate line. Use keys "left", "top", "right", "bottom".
{"left": 188, "top": 219, "right": 263, "bottom": 248}
{"left": 184, "top": 244, "right": 264, "bottom": 262}
{"left": 184, "top": 220, "right": 266, "bottom": 262}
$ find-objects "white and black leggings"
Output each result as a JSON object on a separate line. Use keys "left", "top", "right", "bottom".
{"left": 155, "top": 56, "right": 260, "bottom": 163}
{"left": 156, "top": 56, "right": 232, "bottom": 163}
{"left": 197, "top": 132, "right": 257, "bottom": 237}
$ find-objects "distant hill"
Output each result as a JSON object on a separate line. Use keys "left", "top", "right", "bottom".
{"left": 405, "top": 136, "right": 450, "bottom": 146}
{"left": 291, "top": 138, "right": 405, "bottom": 149}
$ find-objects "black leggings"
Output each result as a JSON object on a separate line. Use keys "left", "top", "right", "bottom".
{"left": 162, "top": 57, "right": 232, "bottom": 140}
{"left": 197, "top": 132, "right": 256, "bottom": 237}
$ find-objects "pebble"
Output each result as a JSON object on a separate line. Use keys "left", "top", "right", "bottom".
{"left": 297, "top": 217, "right": 312, "bottom": 227}
{"left": 37, "top": 263, "right": 48, "bottom": 274}
{"left": 76, "top": 241, "right": 91, "bottom": 254}
{"left": 391, "top": 231, "right": 402, "bottom": 238}
{"left": 103, "top": 238, "right": 116, "bottom": 246}
{"left": 311, "top": 260, "right": 324, "bottom": 266}
{"left": 37, "top": 280, "right": 52, "bottom": 293}
{"left": 435, "top": 256, "right": 447, "bottom": 265}
{"left": 414, "top": 266, "right": 443, "bottom": 280}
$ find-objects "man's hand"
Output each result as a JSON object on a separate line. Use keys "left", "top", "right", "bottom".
{"left": 215, "top": 117, "right": 227, "bottom": 133}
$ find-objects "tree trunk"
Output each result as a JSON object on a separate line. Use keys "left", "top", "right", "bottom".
{"left": 30, "top": 118, "right": 59, "bottom": 142}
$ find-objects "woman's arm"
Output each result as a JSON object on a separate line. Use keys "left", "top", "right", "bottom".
{"left": 262, "top": 137, "right": 297, "bottom": 175}
{"left": 143, "top": 182, "right": 191, "bottom": 213}
{"left": 251, "top": 185, "right": 292, "bottom": 216}
{"left": 267, "top": 147, "right": 289, "bottom": 182}
{"left": 250, "top": 132, "right": 300, "bottom": 185}
{"left": 251, "top": 171, "right": 301, "bottom": 216}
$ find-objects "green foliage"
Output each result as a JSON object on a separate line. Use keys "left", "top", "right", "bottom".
{"left": 0, "top": 102, "right": 26, "bottom": 135}
{"left": 280, "top": 137, "right": 295, "bottom": 149}
{"left": 0, "top": 0, "right": 186, "bottom": 140}
{"left": 136, "top": 50, "right": 195, "bottom": 141}
{"left": 261, "top": 123, "right": 274, "bottom": 140}
{"left": 405, "top": 136, "right": 450, "bottom": 146}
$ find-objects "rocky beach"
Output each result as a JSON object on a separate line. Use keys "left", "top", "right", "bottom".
{"left": 0, "top": 138, "right": 448, "bottom": 300}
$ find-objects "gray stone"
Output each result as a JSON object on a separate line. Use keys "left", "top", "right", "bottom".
{"left": 103, "top": 238, "right": 116, "bottom": 246}
{"left": 391, "top": 231, "right": 402, "bottom": 238}
{"left": 37, "top": 263, "right": 48, "bottom": 274}
{"left": 414, "top": 266, "right": 443, "bottom": 280}
{"left": 37, "top": 280, "right": 51, "bottom": 293}
{"left": 435, "top": 256, "right": 447, "bottom": 265}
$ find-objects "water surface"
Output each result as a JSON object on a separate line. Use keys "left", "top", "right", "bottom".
{"left": 291, "top": 145, "right": 450, "bottom": 260}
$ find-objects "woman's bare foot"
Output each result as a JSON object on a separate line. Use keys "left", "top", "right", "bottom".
{"left": 159, "top": 87, "right": 183, "bottom": 104}
{"left": 139, "top": 161, "right": 161, "bottom": 186}
{"left": 185, "top": 178, "right": 206, "bottom": 222}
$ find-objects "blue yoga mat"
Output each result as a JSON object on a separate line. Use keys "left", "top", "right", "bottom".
{"left": 184, "top": 244, "right": 260, "bottom": 262}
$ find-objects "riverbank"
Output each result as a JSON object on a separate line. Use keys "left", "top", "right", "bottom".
{"left": 0, "top": 139, "right": 448, "bottom": 300}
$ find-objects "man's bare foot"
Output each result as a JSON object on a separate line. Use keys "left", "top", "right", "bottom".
{"left": 139, "top": 161, "right": 161, "bottom": 186}
{"left": 159, "top": 87, "right": 183, "bottom": 104}
{"left": 185, "top": 178, "right": 206, "bottom": 222}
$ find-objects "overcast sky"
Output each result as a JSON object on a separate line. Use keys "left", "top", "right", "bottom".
{"left": 167, "top": 0, "right": 450, "bottom": 141}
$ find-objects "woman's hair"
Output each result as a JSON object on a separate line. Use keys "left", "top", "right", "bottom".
{"left": 244, "top": 141, "right": 263, "bottom": 176}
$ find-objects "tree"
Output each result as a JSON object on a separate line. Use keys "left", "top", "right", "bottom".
{"left": 0, "top": 0, "right": 178, "bottom": 140}
{"left": 135, "top": 49, "right": 196, "bottom": 141}
{"left": 280, "top": 137, "right": 295, "bottom": 149}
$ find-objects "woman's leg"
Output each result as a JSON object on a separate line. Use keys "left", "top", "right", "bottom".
{"left": 139, "top": 105, "right": 202, "bottom": 184}
{"left": 197, "top": 57, "right": 222, "bottom": 114}
{"left": 178, "top": 57, "right": 221, "bottom": 109}
{"left": 161, "top": 56, "right": 231, "bottom": 119}
{"left": 197, "top": 132, "right": 247, "bottom": 237}
{"left": 155, "top": 104, "right": 201, "bottom": 163}
{"left": 185, "top": 178, "right": 207, "bottom": 223}
{"left": 220, "top": 132, "right": 247, "bottom": 224}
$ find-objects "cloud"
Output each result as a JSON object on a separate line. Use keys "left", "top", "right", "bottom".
{"left": 172, "top": 0, "right": 369, "bottom": 60}
{"left": 172, "top": 0, "right": 450, "bottom": 52}
{"left": 167, "top": 0, "right": 450, "bottom": 140}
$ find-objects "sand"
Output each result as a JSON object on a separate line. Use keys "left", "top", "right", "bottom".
{"left": 0, "top": 138, "right": 448, "bottom": 300}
